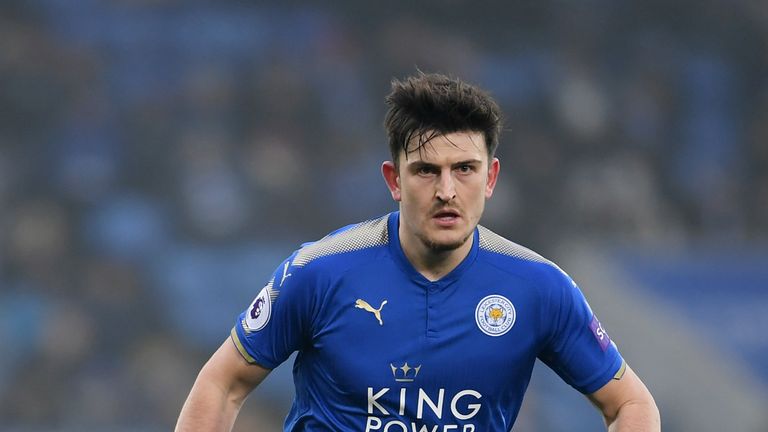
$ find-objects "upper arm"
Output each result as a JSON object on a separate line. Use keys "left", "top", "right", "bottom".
{"left": 176, "top": 338, "right": 270, "bottom": 431}
{"left": 198, "top": 337, "right": 272, "bottom": 404}
{"left": 587, "top": 364, "right": 656, "bottom": 424}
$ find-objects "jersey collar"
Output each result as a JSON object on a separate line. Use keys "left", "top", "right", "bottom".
{"left": 387, "top": 211, "right": 479, "bottom": 287}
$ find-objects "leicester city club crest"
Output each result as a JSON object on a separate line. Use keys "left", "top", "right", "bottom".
{"left": 475, "top": 294, "right": 516, "bottom": 337}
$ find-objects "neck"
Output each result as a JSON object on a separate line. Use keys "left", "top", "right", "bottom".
{"left": 399, "top": 222, "right": 474, "bottom": 282}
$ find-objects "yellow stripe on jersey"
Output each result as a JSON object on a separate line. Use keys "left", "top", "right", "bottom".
{"left": 613, "top": 359, "right": 627, "bottom": 380}
{"left": 230, "top": 327, "right": 256, "bottom": 364}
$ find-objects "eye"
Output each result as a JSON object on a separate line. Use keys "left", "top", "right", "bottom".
{"left": 416, "top": 166, "right": 436, "bottom": 176}
{"left": 456, "top": 164, "right": 474, "bottom": 174}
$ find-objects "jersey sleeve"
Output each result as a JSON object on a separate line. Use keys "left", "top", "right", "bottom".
{"left": 537, "top": 267, "right": 625, "bottom": 394}
{"left": 231, "top": 251, "right": 321, "bottom": 369}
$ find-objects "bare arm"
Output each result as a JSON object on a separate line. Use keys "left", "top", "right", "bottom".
{"left": 175, "top": 338, "right": 271, "bottom": 432}
{"left": 588, "top": 364, "right": 661, "bottom": 431}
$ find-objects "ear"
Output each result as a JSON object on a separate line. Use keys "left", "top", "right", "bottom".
{"left": 485, "top": 157, "right": 500, "bottom": 199}
{"left": 381, "top": 161, "right": 402, "bottom": 202}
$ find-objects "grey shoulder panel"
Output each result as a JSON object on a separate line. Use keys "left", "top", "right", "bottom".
{"left": 477, "top": 225, "right": 553, "bottom": 266}
{"left": 293, "top": 215, "right": 389, "bottom": 267}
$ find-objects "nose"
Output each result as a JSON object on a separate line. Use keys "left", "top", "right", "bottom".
{"left": 435, "top": 170, "right": 456, "bottom": 202}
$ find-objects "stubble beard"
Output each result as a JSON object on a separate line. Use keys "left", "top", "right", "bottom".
{"left": 416, "top": 229, "right": 474, "bottom": 253}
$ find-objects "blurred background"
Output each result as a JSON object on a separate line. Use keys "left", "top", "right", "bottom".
{"left": 1, "top": 0, "right": 767, "bottom": 431}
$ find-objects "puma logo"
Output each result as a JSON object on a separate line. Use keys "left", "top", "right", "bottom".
{"left": 280, "top": 261, "right": 292, "bottom": 287}
{"left": 355, "top": 299, "right": 387, "bottom": 325}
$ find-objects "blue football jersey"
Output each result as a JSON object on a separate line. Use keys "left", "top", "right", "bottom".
{"left": 232, "top": 212, "right": 624, "bottom": 431}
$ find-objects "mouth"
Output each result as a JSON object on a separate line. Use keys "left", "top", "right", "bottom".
{"left": 432, "top": 209, "right": 461, "bottom": 226}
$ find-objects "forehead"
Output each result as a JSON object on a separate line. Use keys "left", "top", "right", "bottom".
{"left": 402, "top": 131, "right": 487, "bottom": 165}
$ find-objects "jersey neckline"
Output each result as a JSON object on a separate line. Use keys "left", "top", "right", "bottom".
{"left": 387, "top": 211, "right": 479, "bottom": 287}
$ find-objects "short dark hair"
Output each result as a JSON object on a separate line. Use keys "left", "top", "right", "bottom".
{"left": 384, "top": 72, "right": 502, "bottom": 166}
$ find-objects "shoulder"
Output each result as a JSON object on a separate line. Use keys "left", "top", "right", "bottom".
{"left": 260, "top": 215, "right": 391, "bottom": 323}
{"left": 476, "top": 224, "right": 569, "bottom": 285}
{"left": 292, "top": 214, "right": 390, "bottom": 270}
{"left": 477, "top": 224, "right": 551, "bottom": 265}
{"left": 476, "top": 225, "right": 583, "bottom": 316}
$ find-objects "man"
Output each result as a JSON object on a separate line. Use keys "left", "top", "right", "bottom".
{"left": 176, "top": 73, "right": 660, "bottom": 431}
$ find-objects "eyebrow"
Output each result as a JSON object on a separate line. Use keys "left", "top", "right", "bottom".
{"left": 406, "top": 159, "right": 483, "bottom": 169}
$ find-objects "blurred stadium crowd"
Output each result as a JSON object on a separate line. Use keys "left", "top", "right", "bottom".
{"left": 1, "top": 0, "right": 767, "bottom": 430}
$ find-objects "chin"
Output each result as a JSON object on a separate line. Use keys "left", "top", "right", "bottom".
{"left": 418, "top": 231, "right": 472, "bottom": 253}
